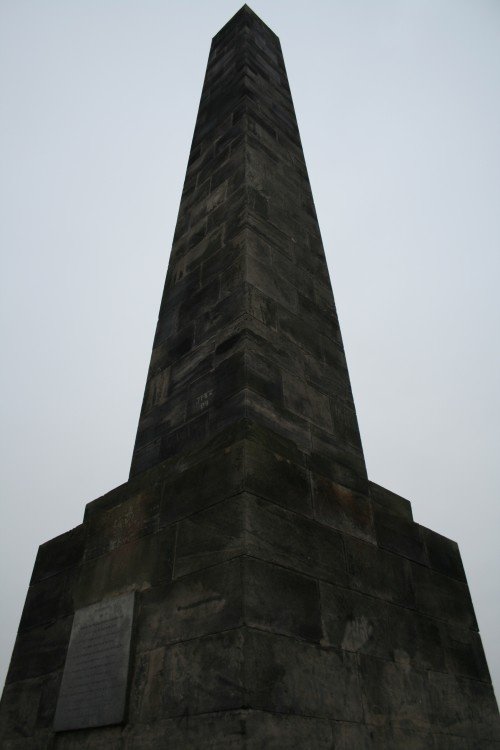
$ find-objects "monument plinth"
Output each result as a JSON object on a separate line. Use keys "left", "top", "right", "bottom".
{"left": 1, "top": 6, "right": 498, "bottom": 748}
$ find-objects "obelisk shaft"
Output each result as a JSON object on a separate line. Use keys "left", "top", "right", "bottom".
{"left": 130, "top": 6, "right": 366, "bottom": 496}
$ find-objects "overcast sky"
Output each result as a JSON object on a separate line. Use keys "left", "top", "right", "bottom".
{"left": 1, "top": 0, "right": 499, "bottom": 696}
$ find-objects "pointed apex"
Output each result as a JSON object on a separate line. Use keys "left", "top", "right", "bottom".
{"left": 213, "top": 4, "right": 278, "bottom": 42}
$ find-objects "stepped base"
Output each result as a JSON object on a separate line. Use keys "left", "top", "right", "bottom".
{"left": 1, "top": 422, "right": 499, "bottom": 748}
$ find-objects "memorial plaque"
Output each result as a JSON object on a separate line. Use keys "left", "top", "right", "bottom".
{"left": 54, "top": 592, "right": 135, "bottom": 731}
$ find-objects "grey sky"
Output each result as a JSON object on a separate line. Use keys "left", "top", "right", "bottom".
{"left": 1, "top": 0, "right": 499, "bottom": 696}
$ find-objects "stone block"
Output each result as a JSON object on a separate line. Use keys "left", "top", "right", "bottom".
{"left": 241, "top": 418, "right": 306, "bottom": 465}
{"left": 161, "top": 440, "right": 245, "bottom": 525}
{"left": 426, "top": 671, "right": 487, "bottom": 737}
{"left": 244, "top": 439, "right": 312, "bottom": 516}
{"left": 0, "top": 679, "right": 41, "bottom": 740}
{"left": 320, "top": 582, "right": 390, "bottom": 659}
{"left": 244, "top": 387, "right": 312, "bottom": 455}
{"left": 369, "top": 481, "right": 413, "bottom": 521}
{"left": 30, "top": 525, "right": 85, "bottom": 584}
{"left": 174, "top": 494, "right": 246, "bottom": 578}
{"left": 131, "top": 630, "right": 245, "bottom": 721}
{"left": 297, "top": 291, "right": 338, "bottom": 338}
{"left": 6, "top": 616, "right": 72, "bottom": 684}
{"left": 312, "top": 473, "right": 375, "bottom": 542}
{"left": 124, "top": 711, "right": 246, "bottom": 749}
{"left": 84, "top": 485, "right": 161, "bottom": 560}
{"left": 167, "top": 340, "right": 214, "bottom": 394}
{"left": 0, "top": 733, "right": 54, "bottom": 750}
{"left": 19, "top": 570, "right": 75, "bottom": 631}
{"left": 246, "top": 710, "right": 333, "bottom": 749}
{"left": 309, "top": 429, "right": 368, "bottom": 494}
{"left": 412, "top": 564, "right": 477, "bottom": 630}
{"left": 282, "top": 370, "right": 332, "bottom": 431}
{"left": 136, "top": 558, "right": 243, "bottom": 651}
{"left": 441, "top": 624, "right": 491, "bottom": 682}
{"left": 429, "top": 736, "right": 468, "bottom": 750}
{"left": 246, "top": 252, "right": 298, "bottom": 312}
{"left": 244, "top": 350, "right": 283, "bottom": 406}
{"left": 74, "top": 527, "right": 175, "bottom": 608}
{"left": 345, "top": 536, "right": 415, "bottom": 607}
{"left": 422, "top": 526, "right": 466, "bottom": 582}
{"left": 374, "top": 507, "right": 427, "bottom": 564}
{"left": 36, "top": 670, "right": 61, "bottom": 729}
{"left": 159, "top": 413, "right": 210, "bottom": 461}
{"left": 330, "top": 721, "right": 373, "bottom": 749}
{"left": 370, "top": 726, "right": 438, "bottom": 749}
{"left": 53, "top": 725, "right": 123, "bottom": 749}
{"left": 174, "top": 493, "right": 348, "bottom": 586}
{"left": 142, "top": 367, "right": 171, "bottom": 414}
{"left": 386, "top": 603, "right": 445, "bottom": 671}
{"left": 359, "top": 654, "right": 431, "bottom": 731}
{"left": 303, "top": 351, "right": 351, "bottom": 402}
{"left": 245, "top": 628, "right": 363, "bottom": 721}
{"left": 244, "top": 495, "right": 348, "bottom": 585}
{"left": 244, "top": 557, "right": 322, "bottom": 642}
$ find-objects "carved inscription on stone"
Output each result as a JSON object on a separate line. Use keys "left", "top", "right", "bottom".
{"left": 54, "top": 592, "right": 135, "bottom": 731}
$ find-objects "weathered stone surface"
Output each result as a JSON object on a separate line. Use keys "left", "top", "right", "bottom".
{"left": 74, "top": 527, "right": 175, "bottom": 608}
{"left": 20, "top": 570, "right": 75, "bottom": 631}
{"left": 387, "top": 604, "right": 445, "bottom": 671}
{"left": 246, "top": 710, "right": 333, "bottom": 749}
{"left": 136, "top": 558, "right": 243, "bottom": 650}
{"left": 330, "top": 721, "right": 373, "bottom": 749}
{"left": 0, "top": 679, "right": 41, "bottom": 740}
{"left": 412, "top": 563, "right": 477, "bottom": 630}
{"left": 175, "top": 492, "right": 348, "bottom": 586}
{"left": 30, "top": 525, "right": 85, "bottom": 584}
{"left": 124, "top": 712, "right": 247, "bottom": 749}
{"left": 374, "top": 506, "right": 427, "bottom": 564}
{"left": 130, "top": 630, "right": 246, "bottom": 721}
{"left": 2, "top": 5, "right": 498, "bottom": 747}
{"left": 320, "top": 582, "right": 390, "bottom": 659}
{"left": 441, "top": 623, "right": 491, "bottom": 682}
{"left": 245, "top": 629, "right": 363, "bottom": 721}
{"left": 345, "top": 536, "right": 415, "bottom": 607}
{"left": 422, "top": 526, "right": 466, "bottom": 582}
{"left": 6, "top": 616, "right": 72, "bottom": 684}
{"left": 369, "top": 481, "right": 413, "bottom": 521}
{"left": 359, "top": 654, "right": 432, "bottom": 731}
{"left": 244, "top": 557, "right": 322, "bottom": 642}
{"left": 313, "top": 473, "right": 375, "bottom": 541}
{"left": 244, "top": 439, "right": 312, "bottom": 517}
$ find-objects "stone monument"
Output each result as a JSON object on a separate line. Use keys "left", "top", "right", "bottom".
{"left": 1, "top": 6, "right": 499, "bottom": 748}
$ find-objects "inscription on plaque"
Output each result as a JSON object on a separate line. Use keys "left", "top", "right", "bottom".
{"left": 54, "top": 592, "right": 135, "bottom": 731}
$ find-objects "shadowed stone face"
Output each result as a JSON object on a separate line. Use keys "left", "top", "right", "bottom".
{"left": 0, "top": 6, "right": 498, "bottom": 748}
{"left": 129, "top": 5, "right": 367, "bottom": 493}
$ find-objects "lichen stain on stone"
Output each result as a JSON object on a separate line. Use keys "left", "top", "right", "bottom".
{"left": 341, "top": 616, "right": 373, "bottom": 651}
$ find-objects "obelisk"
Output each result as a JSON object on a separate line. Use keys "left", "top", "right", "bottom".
{"left": 1, "top": 6, "right": 498, "bottom": 748}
